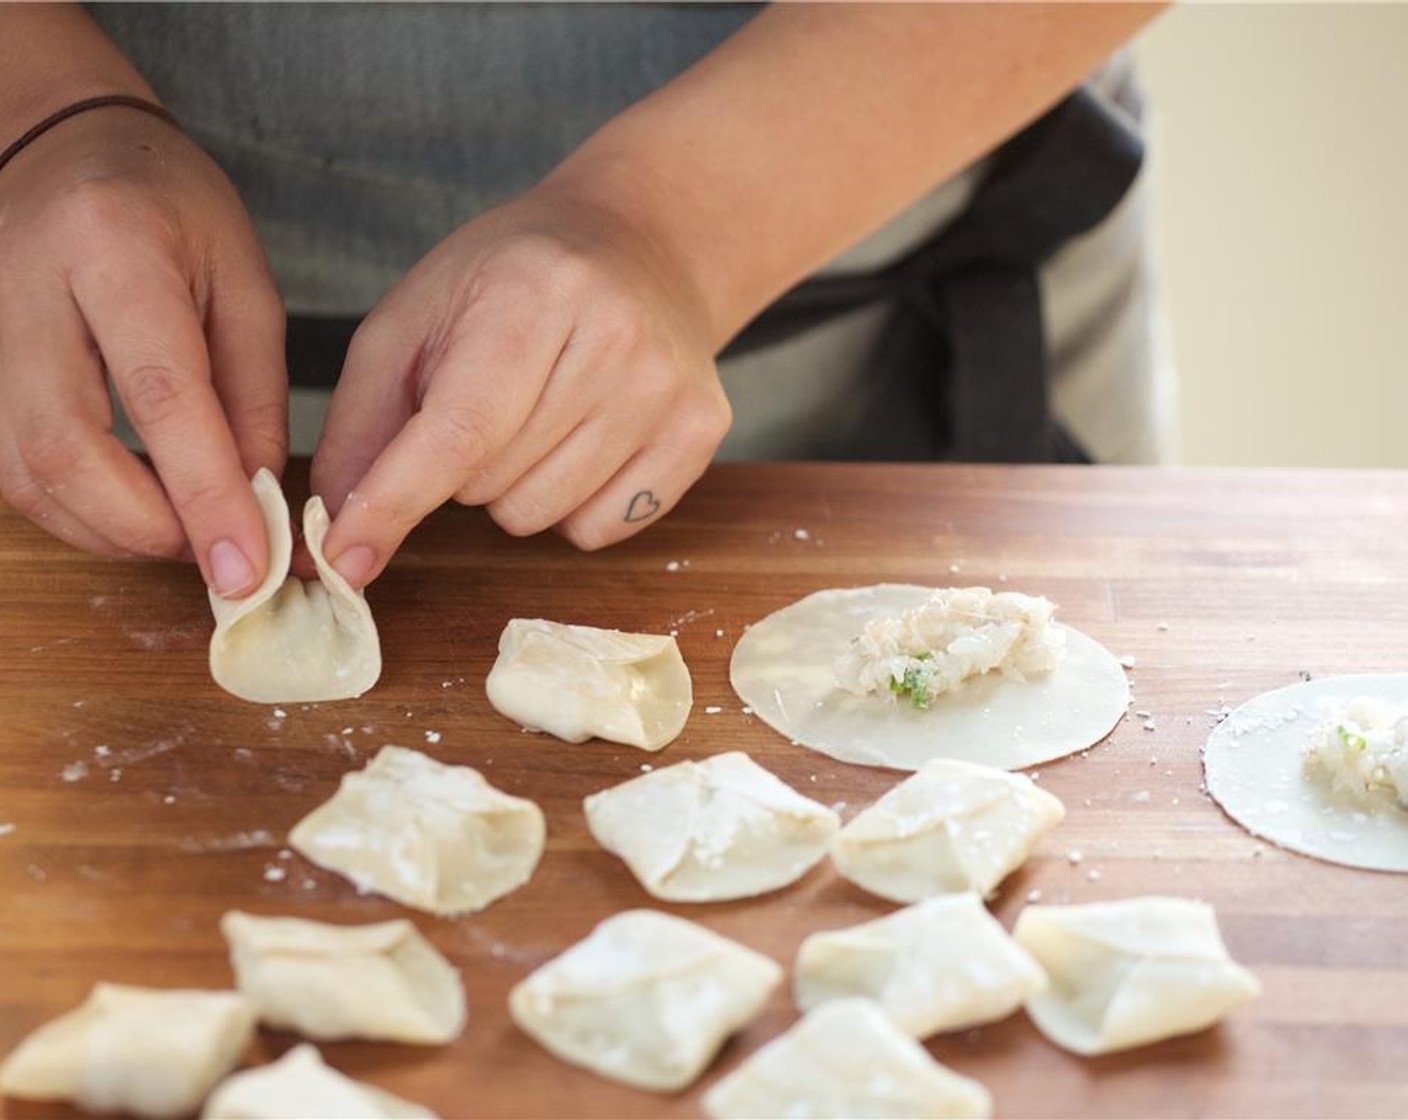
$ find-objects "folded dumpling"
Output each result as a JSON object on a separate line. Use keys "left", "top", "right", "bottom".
{"left": 221, "top": 911, "right": 465, "bottom": 1043}
{"left": 289, "top": 746, "right": 545, "bottom": 916}
{"left": 509, "top": 909, "right": 781, "bottom": 1092}
{"left": 1014, "top": 896, "right": 1262, "bottom": 1055}
{"left": 209, "top": 468, "right": 380, "bottom": 703}
{"left": 202, "top": 1044, "right": 436, "bottom": 1119}
{"left": 0, "top": 984, "right": 255, "bottom": 1119}
{"left": 584, "top": 751, "right": 839, "bottom": 901}
{"left": 486, "top": 619, "right": 692, "bottom": 750}
{"left": 832, "top": 758, "right": 1064, "bottom": 901}
{"left": 701, "top": 998, "right": 992, "bottom": 1120}
{"left": 794, "top": 893, "right": 1046, "bottom": 1036}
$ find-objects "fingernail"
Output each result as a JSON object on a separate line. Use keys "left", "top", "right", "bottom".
{"left": 209, "top": 539, "right": 256, "bottom": 598}
{"left": 333, "top": 545, "right": 376, "bottom": 589}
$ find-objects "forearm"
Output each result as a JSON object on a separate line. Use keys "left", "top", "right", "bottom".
{"left": 546, "top": 2, "right": 1162, "bottom": 349}
{"left": 0, "top": 3, "right": 157, "bottom": 137}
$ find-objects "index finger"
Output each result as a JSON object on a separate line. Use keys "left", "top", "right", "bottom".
{"left": 319, "top": 305, "right": 570, "bottom": 588}
{"left": 72, "top": 248, "right": 270, "bottom": 598}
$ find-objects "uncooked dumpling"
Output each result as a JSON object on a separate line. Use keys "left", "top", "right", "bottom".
{"left": 0, "top": 984, "right": 255, "bottom": 1119}
{"left": 583, "top": 751, "right": 839, "bottom": 901}
{"left": 202, "top": 1044, "right": 436, "bottom": 1119}
{"left": 486, "top": 619, "right": 692, "bottom": 750}
{"left": 794, "top": 894, "right": 1046, "bottom": 1036}
{"left": 832, "top": 759, "right": 1065, "bottom": 902}
{"left": 731, "top": 584, "right": 1127, "bottom": 770}
{"left": 289, "top": 746, "right": 545, "bottom": 916}
{"left": 509, "top": 909, "right": 781, "bottom": 1092}
{"left": 701, "top": 998, "right": 992, "bottom": 1120}
{"left": 1014, "top": 896, "right": 1261, "bottom": 1055}
{"left": 209, "top": 468, "right": 380, "bottom": 703}
{"left": 1203, "top": 673, "right": 1408, "bottom": 872}
{"left": 221, "top": 911, "right": 465, "bottom": 1043}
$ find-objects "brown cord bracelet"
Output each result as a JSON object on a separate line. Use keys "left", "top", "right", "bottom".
{"left": 0, "top": 94, "right": 177, "bottom": 178}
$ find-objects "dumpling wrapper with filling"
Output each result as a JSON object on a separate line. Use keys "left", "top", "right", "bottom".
{"left": 730, "top": 584, "right": 1127, "bottom": 770}
{"left": 509, "top": 909, "right": 781, "bottom": 1092}
{"left": 209, "top": 468, "right": 380, "bottom": 703}
{"left": 486, "top": 619, "right": 692, "bottom": 750}
{"left": 832, "top": 758, "right": 1065, "bottom": 902}
{"left": 702, "top": 998, "right": 992, "bottom": 1120}
{"left": 201, "top": 1044, "right": 436, "bottom": 1119}
{"left": 794, "top": 894, "right": 1047, "bottom": 1037}
{"left": 289, "top": 745, "right": 545, "bottom": 916}
{"left": 220, "top": 911, "right": 465, "bottom": 1043}
{"left": 1014, "top": 896, "right": 1261, "bottom": 1055}
{"left": 0, "top": 984, "right": 255, "bottom": 1119}
{"left": 583, "top": 751, "right": 839, "bottom": 901}
{"left": 1203, "top": 673, "right": 1408, "bottom": 872}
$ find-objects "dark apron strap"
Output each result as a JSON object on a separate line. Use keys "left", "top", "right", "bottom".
{"left": 723, "top": 88, "right": 1145, "bottom": 463}
{"left": 285, "top": 316, "right": 357, "bottom": 390}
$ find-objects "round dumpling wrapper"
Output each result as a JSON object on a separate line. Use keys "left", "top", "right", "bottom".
{"left": 1202, "top": 673, "right": 1408, "bottom": 873}
{"left": 730, "top": 584, "right": 1128, "bottom": 771}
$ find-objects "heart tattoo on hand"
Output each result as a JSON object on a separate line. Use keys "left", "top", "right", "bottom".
{"left": 624, "top": 489, "right": 662, "bottom": 523}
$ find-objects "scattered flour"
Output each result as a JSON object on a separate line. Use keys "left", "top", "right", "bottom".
{"left": 178, "top": 829, "right": 275, "bottom": 853}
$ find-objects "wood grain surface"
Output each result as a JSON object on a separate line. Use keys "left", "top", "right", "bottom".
{"left": 3, "top": 462, "right": 1408, "bottom": 1119}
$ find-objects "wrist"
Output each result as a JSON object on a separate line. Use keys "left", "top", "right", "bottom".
{"left": 0, "top": 96, "right": 177, "bottom": 180}
{"left": 1, "top": 77, "right": 159, "bottom": 145}
{"left": 0, "top": 7, "right": 158, "bottom": 142}
{"left": 535, "top": 150, "right": 726, "bottom": 353}
{"left": 539, "top": 145, "right": 748, "bottom": 353}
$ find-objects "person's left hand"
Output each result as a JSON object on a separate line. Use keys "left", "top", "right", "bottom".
{"left": 310, "top": 180, "right": 731, "bottom": 590}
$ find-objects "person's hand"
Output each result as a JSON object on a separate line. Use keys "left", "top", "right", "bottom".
{"left": 311, "top": 180, "right": 732, "bottom": 589}
{"left": 0, "top": 104, "right": 287, "bottom": 596}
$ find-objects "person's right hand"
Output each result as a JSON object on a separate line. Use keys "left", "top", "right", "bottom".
{"left": 0, "top": 103, "right": 287, "bottom": 597}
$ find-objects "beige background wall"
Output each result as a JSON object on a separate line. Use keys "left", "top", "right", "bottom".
{"left": 1137, "top": 3, "right": 1408, "bottom": 468}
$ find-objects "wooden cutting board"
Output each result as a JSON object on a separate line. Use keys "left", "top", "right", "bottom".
{"left": 3, "top": 462, "right": 1408, "bottom": 1118}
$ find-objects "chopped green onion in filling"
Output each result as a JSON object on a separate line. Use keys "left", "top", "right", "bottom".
{"left": 1337, "top": 724, "right": 1368, "bottom": 752}
{"left": 890, "top": 656, "right": 935, "bottom": 710}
